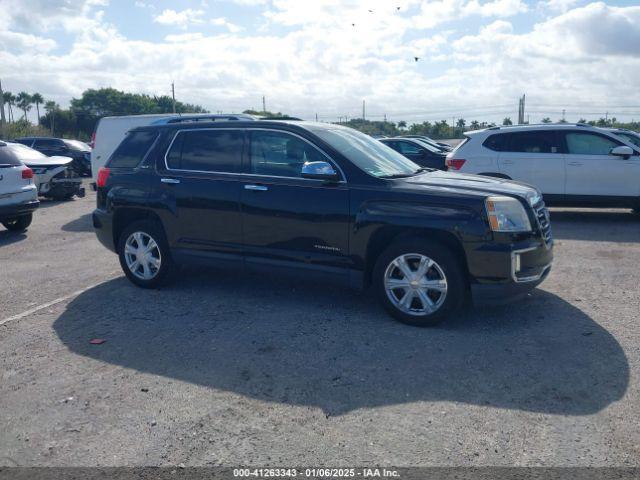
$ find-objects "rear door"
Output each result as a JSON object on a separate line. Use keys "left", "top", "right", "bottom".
{"left": 240, "top": 128, "right": 350, "bottom": 271}
{"left": 156, "top": 128, "right": 244, "bottom": 256}
{"left": 561, "top": 130, "right": 640, "bottom": 198}
{"left": 497, "top": 130, "right": 565, "bottom": 196}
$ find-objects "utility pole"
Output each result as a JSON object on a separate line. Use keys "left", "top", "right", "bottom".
{"left": 262, "top": 96, "right": 266, "bottom": 113}
{"left": 315, "top": 113, "right": 318, "bottom": 122}
{"left": 384, "top": 113, "right": 387, "bottom": 123}
{"left": 362, "top": 100, "right": 365, "bottom": 121}
{"left": 0, "top": 78, "right": 5, "bottom": 138}
{"left": 171, "top": 82, "right": 176, "bottom": 114}
{"left": 562, "top": 109, "right": 566, "bottom": 122}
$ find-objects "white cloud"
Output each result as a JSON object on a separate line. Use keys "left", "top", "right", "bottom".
{"left": 153, "top": 8, "right": 205, "bottom": 28}
{"left": 2, "top": 0, "right": 640, "bottom": 124}
{"left": 0, "top": 31, "right": 57, "bottom": 52}
{"left": 211, "top": 17, "right": 243, "bottom": 33}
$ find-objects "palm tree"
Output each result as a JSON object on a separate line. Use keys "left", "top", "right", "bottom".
{"left": 15, "top": 92, "right": 32, "bottom": 121}
{"left": 541, "top": 117, "right": 552, "bottom": 124}
{"left": 470, "top": 120, "right": 480, "bottom": 130}
{"left": 3, "top": 92, "right": 15, "bottom": 122}
{"left": 44, "top": 100, "right": 58, "bottom": 135}
{"left": 503, "top": 117, "right": 513, "bottom": 126}
{"left": 31, "top": 93, "right": 44, "bottom": 124}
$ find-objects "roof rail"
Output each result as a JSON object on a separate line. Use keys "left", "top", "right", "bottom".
{"left": 152, "top": 114, "right": 258, "bottom": 125}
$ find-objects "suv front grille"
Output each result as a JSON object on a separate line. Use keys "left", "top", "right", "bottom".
{"left": 534, "top": 201, "right": 552, "bottom": 246}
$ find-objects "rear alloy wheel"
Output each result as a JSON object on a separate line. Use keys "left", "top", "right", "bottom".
{"left": 118, "top": 220, "right": 174, "bottom": 288}
{"left": 374, "top": 239, "right": 465, "bottom": 326}
{"left": 2, "top": 214, "right": 33, "bottom": 232}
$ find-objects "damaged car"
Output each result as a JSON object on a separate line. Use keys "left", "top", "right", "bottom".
{"left": 4, "top": 142, "right": 85, "bottom": 201}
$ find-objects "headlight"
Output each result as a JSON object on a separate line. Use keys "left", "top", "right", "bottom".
{"left": 486, "top": 196, "right": 532, "bottom": 232}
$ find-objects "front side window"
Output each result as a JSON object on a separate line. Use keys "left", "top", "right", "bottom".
{"left": 166, "top": 129, "right": 243, "bottom": 173}
{"left": 565, "top": 132, "right": 621, "bottom": 155}
{"left": 249, "top": 130, "right": 327, "bottom": 178}
{"left": 109, "top": 130, "right": 158, "bottom": 168}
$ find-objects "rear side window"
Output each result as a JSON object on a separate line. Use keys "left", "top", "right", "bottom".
{"left": 33, "top": 138, "right": 63, "bottom": 148}
{"left": 504, "top": 131, "right": 558, "bottom": 154}
{"left": 108, "top": 130, "right": 158, "bottom": 168}
{"left": 0, "top": 145, "right": 24, "bottom": 166}
{"left": 483, "top": 134, "right": 509, "bottom": 151}
{"left": 166, "top": 129, "right": 243, "bottom": 173}
{"left": 397, "top": 141, "right": 422, "bottom": 155}
{"left": 564, "top": 132, "right": 621, "bottom": 155}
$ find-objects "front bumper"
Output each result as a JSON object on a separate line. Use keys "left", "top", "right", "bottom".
{"left": 0, "top": 199, "right": 40, "bottom": 221}
{"left": 43, "top": 178, "right": 85, "bottom": 198}
{"left": 466, "top": 235, "right": 553, "bottom": 306}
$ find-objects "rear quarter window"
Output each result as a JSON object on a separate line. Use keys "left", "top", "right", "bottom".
{"left": 482, "top": 134, "right": 509, "bottom": 151}
{"left": 107, "top": 130, "right": 158, "bottom": 168}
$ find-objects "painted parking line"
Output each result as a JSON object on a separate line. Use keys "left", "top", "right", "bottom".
{"left": 0, "top": 272, "right": 120, "bottom": 327}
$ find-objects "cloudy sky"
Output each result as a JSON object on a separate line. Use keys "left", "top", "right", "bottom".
{"left": 1, "top": 0, "right": 639, "bottom": 124}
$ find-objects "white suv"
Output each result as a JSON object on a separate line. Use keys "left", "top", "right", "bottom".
{"left": 447, "top": 124, "right": 640, "bottom": 210}
{"left": 0, "top": 141, "right": 39, "bottom": 232}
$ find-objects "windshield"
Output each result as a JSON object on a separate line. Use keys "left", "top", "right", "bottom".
{"left": 311, "top": 126, "right": 420, "bottom": 178}
{"left": 6, "top": 143, "right": 48, "bottom": 161}
{"left": 63, "top": 139, "right": 91, "bottom": 151}
{"left": 616, "top": 132, "right": 640, "bottom": 148}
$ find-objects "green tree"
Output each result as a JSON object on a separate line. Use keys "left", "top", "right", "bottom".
{"left": 503, "top": 117, "right": 513, "bottom": 126}
{"left": 541, "top": 117, "right": 552, "bottom": 124}
{"left": 578, "top": 118, "right": 587, "bottom": 124}
{"left": 2, "top": 92, "right": 15, "bottom": 122}
{"left": 456, "top": 118, "right": 466, "bottom": 129}
{"left": 398, "top": 120, "right": 407, "bottom": 129}
{"left": 15, "top": 92, "right": 32, "bottom": 121}
{"left": 31, "top": 93, "right": 44, "bottom": 124}
{"left": 43, "top": 100, "right": 59, "bottom": 135}
{"left": 470, "top": 120, "right": 480, "bottom": 130}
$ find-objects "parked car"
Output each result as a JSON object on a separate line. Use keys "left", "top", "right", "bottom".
{"left": 447, "top": 124, "right": 640, "bottom": 211}
{"left": 603, "top": 128, "right": 640, "bottom": 149}
{"left": 400, "top": 135, "right": 453, "bottom": 152}
{"left": 90, "top": 113, "right": 257, "bottom": 185}
{"left": 15, "top": 137, "right": 92, "bottom": 176}
{"left": 0, "top": 141, "right": 39, "bottom": 232}
{"left": 379, "top": 137, "right": 447, "bottom": 170}
{"left": 93, "top": 121, "right": 553, "bottom": 327}
{"left": 4, "top": 143, "right": 84, "bottom": 201}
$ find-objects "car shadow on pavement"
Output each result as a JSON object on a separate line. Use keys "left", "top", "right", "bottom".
{"left": 0, "top": 230, "right": 27, "bottom": 247}
{"left": 61, "top": 213, "right": 93, "bottom": 232}
{"left": 53, "top": 270, "right": 629, "bottom": 417}
{"left": 550, "top": 209, "right": 640, "bottom": 242}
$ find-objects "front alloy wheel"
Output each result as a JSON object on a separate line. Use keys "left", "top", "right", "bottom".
{"left": 384, "top": 253, "right": 448, "bottom": 316}
{"left": 124, "top": 231, "right": 162, "bottom": 280}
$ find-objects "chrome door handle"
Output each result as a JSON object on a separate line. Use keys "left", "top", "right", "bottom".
{"left": 161, "top": 178, "right": 180, "bottom": 184}
{"left": 567, "top": 162, "right": 583, "bottom": 166}
{"left": 244, "top": 184, "right": 268, "bottom": 191}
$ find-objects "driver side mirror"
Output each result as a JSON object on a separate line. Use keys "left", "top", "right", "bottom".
{"left": 610, "top": 145, "right": 634, "bottom": 159}
{"left": 301, "top": 161, "right": 340, "bottom": 181}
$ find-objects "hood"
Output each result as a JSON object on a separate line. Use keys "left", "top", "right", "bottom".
{"left": 398, "top": 170, "right": 540, "bottom": 203}
{"left": 23, "top": 155, "right": 73, "bottom": 167}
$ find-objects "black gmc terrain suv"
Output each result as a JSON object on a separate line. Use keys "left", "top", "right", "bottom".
{"left": 93, "top": 121, "right": 553, "bottom": 326}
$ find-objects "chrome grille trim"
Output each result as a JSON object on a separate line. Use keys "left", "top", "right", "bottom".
{"left": 533, "top": 201, "right": 552, "bottom": 245}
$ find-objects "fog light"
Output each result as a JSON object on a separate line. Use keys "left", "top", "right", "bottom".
{"left": 513, "top": 253, "right": 521, "bottom": 274}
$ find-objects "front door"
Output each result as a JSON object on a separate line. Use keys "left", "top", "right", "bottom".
{"left": 240, "top": 129, "right": 350, "bottom": 271}
{"left": 561, "top": 130, "right": 640, "bottom": 199}
{"left": 156, "top": 128, "right": 244, "bottom": 255}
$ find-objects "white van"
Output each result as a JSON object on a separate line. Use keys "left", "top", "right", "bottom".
{"left": 90, "top": 113, "right": 258, "bottom": 184}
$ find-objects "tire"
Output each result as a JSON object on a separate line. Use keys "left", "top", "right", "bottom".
{"left": 2, "top": 213, "right": 33, "bottom": 232}
{"left": 117, "top": 220, "right": 175, "bottom": 289}
{"left": 373, "top": 238, "right": 466, "bottom": 327}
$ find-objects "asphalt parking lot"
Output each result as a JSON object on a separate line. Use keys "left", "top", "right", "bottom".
{"left": 0, "top": 184, "right": 639, "bottom": 467}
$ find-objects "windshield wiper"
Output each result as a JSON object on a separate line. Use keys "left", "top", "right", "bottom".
{"left": 380, "top": 167, "right": 435, "bottom": 179}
